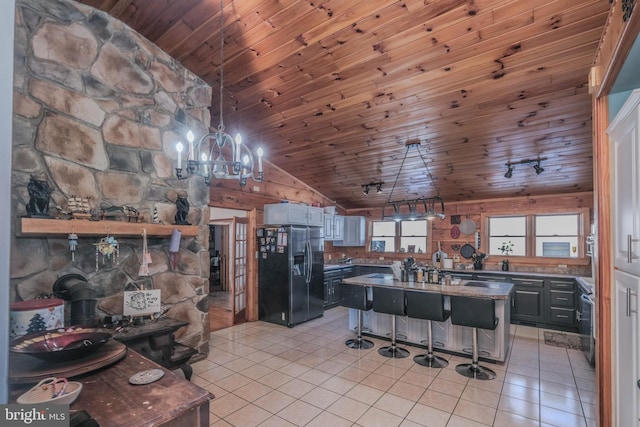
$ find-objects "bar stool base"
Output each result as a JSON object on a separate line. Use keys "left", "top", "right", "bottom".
{"left": 378, "top": 345, "right": 409, "bottom": 358}
{"left": 414, "top": 353, "right": 448, "bottom": 368}
{"left": 455, "top": 363, "right": 496, "bottom": 380}
{"left": 345, "top": 338, "right": 374, "bottom": 349}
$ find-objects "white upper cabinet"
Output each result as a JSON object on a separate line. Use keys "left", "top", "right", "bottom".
{"left": 263, "top": 203, "right": 324, "bottom": 227}
{"left": 324, "top": 214, "right": 345, "bottom": 241}
{"left": 608, "top": 89, "right": 640, "bottom": 275}
{"left": 334, "top": 216, "right": 365, "bottom": 246}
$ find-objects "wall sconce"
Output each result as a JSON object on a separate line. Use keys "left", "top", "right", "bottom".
{"left": 504, "top": 158, "right": 547, "bottom": 179}
{"left": 362, "top": 182, "right": 383, "bottom": 195}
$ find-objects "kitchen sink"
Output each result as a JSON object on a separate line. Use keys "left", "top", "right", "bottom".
{"left": 463, "top": 281, "right": 504, "bottom": 289}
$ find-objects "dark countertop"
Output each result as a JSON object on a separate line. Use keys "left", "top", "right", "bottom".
{"left": 342, "top": 273, "right": 513, "bottom": 300}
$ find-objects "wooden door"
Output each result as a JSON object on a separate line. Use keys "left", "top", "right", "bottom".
{"left": 231, "top": 217, "right": 248, "bottom": 324}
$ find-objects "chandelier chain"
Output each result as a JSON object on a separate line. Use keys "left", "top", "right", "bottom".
{"left": 386, "top": 146, "right": 411, "bottom": 203}
{"left": 416, "top": 144, "right": 440, "bottom": 197}
{"left": 218, "top": 0, "right": 225, "bottom": 132}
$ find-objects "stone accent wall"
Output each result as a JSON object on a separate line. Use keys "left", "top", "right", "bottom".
{"left": 11, "top": 0, "right": 213, "bottom": 355}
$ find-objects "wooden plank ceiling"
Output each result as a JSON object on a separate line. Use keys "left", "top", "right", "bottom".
{"left": 78, "top": 0, "right": 609, "bottom": 209}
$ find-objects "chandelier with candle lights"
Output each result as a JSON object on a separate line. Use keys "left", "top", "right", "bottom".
{"left": 174, "top": 0, "right": 264, "bottom": 187}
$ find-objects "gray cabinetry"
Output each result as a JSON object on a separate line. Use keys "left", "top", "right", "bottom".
{"left": 510, "top": 277, "right": 545, "bottom": 325}
{"left": 323, "top": 266, "right": 356, "bottom": 308}
{"left": 546, "top": 279, "right": 577, "bottom": 328}
{"left": 468, "top": 272, "right": 579, "bottom": 331}
{"left": 323, "top": 214, "right": 344, "bottom": 241}
{"left": 333, "top": 216, "right": 365, "bottom": 246}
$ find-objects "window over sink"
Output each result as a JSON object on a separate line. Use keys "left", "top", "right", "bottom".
{"left": 370, "top": 220, "right": 428, "bottom": 253}
{"left": 487, "top": 210, "right": 586, "bottom": 259}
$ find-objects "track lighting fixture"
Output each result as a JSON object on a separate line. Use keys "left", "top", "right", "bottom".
{"left": 533, "top": 160, "right": 544, "bottom": 175}
{"left": 504, "top": 158, "right": 547, "bottom": 179}
{"left": 362, "top": 182, "right": 383, "bottom": 195}
{"left": 504, "top": 165, "right": 513, "bottom": 179}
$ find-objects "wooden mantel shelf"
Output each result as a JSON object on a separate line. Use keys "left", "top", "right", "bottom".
{"left": 19, "top": 217, "right": 199, "bottom": 237}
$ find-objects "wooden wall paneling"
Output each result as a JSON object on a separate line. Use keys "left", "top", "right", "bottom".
{"left": 592, "top": 0, "right": 640, "bottom": 96}
{"left": 341, "top": 192, "right": 593, "bottom": 273}
{"left": 593, "top": 93, "right": 610, "bottom": 427}
{"left": 246, "top": 208, "right": 258, "bottom": 321}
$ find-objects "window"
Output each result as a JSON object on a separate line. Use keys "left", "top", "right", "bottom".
{"left": 371, "top": 221, "right": 395, "bottom": 252}
{"left": 487, "top": 211, "right": 585, "bottom": 259}
{"left": 370, "top": 220, "right": 428, "bottom": 253}
{"left": 489, "top": 216, "right": 526, "bottom": 256}
{"left": 535, "top": 214, "right": 579, "bottom": 258}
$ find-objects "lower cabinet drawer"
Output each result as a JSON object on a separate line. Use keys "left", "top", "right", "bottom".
{"left": 548, "top": 307, "right": 576, "bottom": 325}
{"left": 549, "top": 290, "right": 574, "bottom": 307}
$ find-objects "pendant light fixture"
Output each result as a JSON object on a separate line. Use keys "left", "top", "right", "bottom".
{"left": 381, "top": 141, "right": 445, "bottom": 221}
{"left": 175, "top": 0, "right": 264, "bottom": 187}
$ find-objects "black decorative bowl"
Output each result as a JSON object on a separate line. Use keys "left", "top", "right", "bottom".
{"left": 10, "top": 327, "right": 112, "bottom": 363}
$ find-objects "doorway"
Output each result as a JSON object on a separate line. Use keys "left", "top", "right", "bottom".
{"left": 208, "top": 215, "right": 250, "bottom": 331}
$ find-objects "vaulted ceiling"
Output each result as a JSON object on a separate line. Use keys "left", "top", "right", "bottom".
{"left": 78, "top": 0, "right": 610, "bottom": 209}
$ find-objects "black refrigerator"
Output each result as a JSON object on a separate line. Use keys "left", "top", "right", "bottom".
{"left": 258, "top": 226, "right": 324, "bottom": 327}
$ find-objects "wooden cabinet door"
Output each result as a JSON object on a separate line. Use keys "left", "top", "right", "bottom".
{"left": 614, "top": 270, "right": 640, "bottom": 427}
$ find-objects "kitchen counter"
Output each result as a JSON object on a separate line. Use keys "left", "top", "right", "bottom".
{"left": 342, "top": 273, "right": 513, "bottom": 299}
{"left": 341, "top": 273, "right": 512, "bottom": 362}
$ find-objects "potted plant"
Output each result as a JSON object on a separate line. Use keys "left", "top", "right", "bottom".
{"left": 498, "top": 241, "right": 514, "bottom": 271}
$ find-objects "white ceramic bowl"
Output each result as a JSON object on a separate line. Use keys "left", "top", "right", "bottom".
{"left": 17, "top": 380, "right": 82, "bottom": 405}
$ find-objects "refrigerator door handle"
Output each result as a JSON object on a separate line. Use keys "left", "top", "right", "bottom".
{"left": 306, "top": 241, "right": 313, "bottom": 283}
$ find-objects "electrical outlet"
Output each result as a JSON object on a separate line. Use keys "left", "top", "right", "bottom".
{"left": 253, "top": 186, "right": 260, "bottom": 192}
{"left": 281, "top": 312, "right": 285, "bottom": 321}
{"left": 328, "top": 254, "right": 332, "bottom": 260}
{"left": 379, "top": 256, "right": 385, "bottom": 261}
{"left": 558, "top": 264, "right": 567, "bottom": 269}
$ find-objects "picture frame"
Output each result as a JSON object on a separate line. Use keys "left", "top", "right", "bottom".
{"left": 407, "top": 245, "right": 416, "bottom": 253}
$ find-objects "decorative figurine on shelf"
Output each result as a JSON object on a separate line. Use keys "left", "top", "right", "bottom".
{"left": 68, "top": 233, "right": 78, "bottom": 262}
{"left": 25, "top": 176, "right": 53, "bottom": 218}
{"left": 152, "top": 206, "right": 160, "bottom": 224}
{"left": 174, "top": 193, "right": 191, "bottom": 225}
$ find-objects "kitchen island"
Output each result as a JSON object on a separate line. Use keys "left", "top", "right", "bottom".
{"left": 342, "top": 274, "right": 513, "bottom": 362}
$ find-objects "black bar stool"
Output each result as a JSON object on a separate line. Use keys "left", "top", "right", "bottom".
{"left": 372, "top": 286, "right": 409, "bottom": 358}
{"left": 339, "top": 283, "right": 374, "bottom": 349}
{"left": 405, "top": 290, "right": 450, "bottom": 368}
{"left": 450, "top": 296, "right": 499, "bottom": 380}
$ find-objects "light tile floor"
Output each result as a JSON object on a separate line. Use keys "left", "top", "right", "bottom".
{"left": 192, "top": 307, "right": 596, "bottom": 427}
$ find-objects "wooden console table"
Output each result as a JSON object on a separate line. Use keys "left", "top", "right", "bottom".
{"left": 113, "top": 317, "right": 197, "bottom": 380}
{"left": 69, "top": 349, "right": 212, "bottom": 427}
